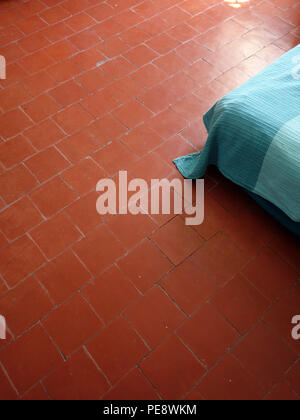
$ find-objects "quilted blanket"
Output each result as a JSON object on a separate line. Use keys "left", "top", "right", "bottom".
{"left": 174, "top": 45, "right": 300, "bottom": 223}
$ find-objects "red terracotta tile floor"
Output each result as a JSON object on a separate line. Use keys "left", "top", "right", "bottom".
{"left": 0, "top": 0, "right": 299, "bottom": 401}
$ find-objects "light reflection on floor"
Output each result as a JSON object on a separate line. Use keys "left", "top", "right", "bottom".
{"left": 224, "top": 0, "right": 250, "bottom": 9}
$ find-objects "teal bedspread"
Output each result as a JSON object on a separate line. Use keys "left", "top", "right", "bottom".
{"left": 174, "top": 45, "right": 300, "bottom": 223}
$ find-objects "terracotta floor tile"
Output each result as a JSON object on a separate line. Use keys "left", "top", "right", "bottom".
{"left": 100, "top": 57, "right": 136, "bottom": 80}
{"left": 0, "top": 197, "right": 42, "bottom": 240}
{"left": 65, "top": 191, "right": 104, "bottom": 235}
{"left": 128, "top": 151, "right": 174, "bottom": 182}
{"left": 80, "top": 89, "right": 120, "bottom": 118}
{"left": 49, "top": 80, "right": 87, "bottom": 108}
{"left": 233, "top": 10, "right": 263, "bottom": 30}
{"left": 0, "top": 165, "right": 37, "bottom": 205}
{"left": 125, "top": 286, "right": 186, "bottom": 349}
{"left": 62, "top": 0, "right": 92, "bottom": 18}
{"left": 0, "top": 64, "right": 26, "bottom": 91}
{"left": 0, "top": 108, "right": 32, "bottom": 140}
{"left": 212, "top": 274, "right": 270, "bottom": 334}
{"left": 23, "top": 71, "right": 57, "bottom": 98}
{"left": 40, "top": 5, "right": 71, "bottom": 25}
{"left": 140, "top": 334, "right": 205, "bottom": 399}
{"left": 48, "top": 59, "right": 82, "bottom": 83}
{"left": 265, "top": 380, "right": 299, "bottom": 401}
{"left": 36, "top": 250, "right": 91, "bottom": 304}
{"left": 21, "top": 383, "right": 49, "bottom": 401}
{"left": 171, "top": 94, "right": 206, "bottom": 121}
{"left": 93, "top": 19, "right": 124, "bottom": 40}
{"left": 45, "top": 40, "right": 78, "bottom": 62}
{"left": 113, "top": 9, "right": 142, "bottom": 29}
{"left": 0, "top": 83, "right": 31, "bottom": 112}
{"left": 87, "top": 3, "right": 115, "bottom": 21}
{"left": 42, "top": 22, "right": 74, "bottom": 43}
{"left": 237, "top": 55, "right": 268, "bottom": 78}
{"left": 82, "top": 265, "right": 139, "bottom": 323}
{"left": 18, "top": 33, "right": 50, "bottom": 54}
{"left": 104, "top": 77, "right": 144, "bottom": 104}
{"left": 86, "top": 317, "right": 148, "bottom": 384}
{"left": 118, "top": 239, "right": 173, "bottom": 293}
{"left": 124, "top": 45, "right": 158, "bottom": 67}
{"left": 121, "top": 124, "right": 163, "bottom": 156}
{"left": 156, "top": 135, "right": 196, "bottom": 163}
{"left": 25, "top": 147, "right": 70, "bottom": 183}
{"left": 140, "top": 85, "right": 176, "bottom": 115}
{"left": 107, "top": 212, "right": 157, "bottom": 250}
{"left": 113, "top": 100, "right": 153, "bottom": 129}
{"left": 0, "top": 136, "right": 34, "bottom": 169}
{"left": 31, "top": 213, "right": 81, "bottom": 259}
{"left": 216, "top": 67, "right": 250, "bottom": 91}
{"left": 188, "top": 13, "right": 215, "bottom": 32}
{"left": 0, "top": 325, "right": 62, "bottom": 394}
{"left": 53, "top": 104, "right": 94, "bottom": 134}
{"left": 197, "top": 19, "right": 247, "bottom": 51}
{"left": 69, "top": 29, "right": 100, "bottom": 51}
{"left": 24, "top": 119, "right": 65, "bottom": 150}
{"left": 263, "top": 284, "right": 300, "bottom": 354}
{"left": 16, "top": 15, "right": 47, "bottom": 35}
{"left": 0, "top": 232, "right": 8, "bottom": 251}
{"left": 180, "top": 118, "right": 207, "bottom": 149}
{"left": 146, "top": 33, "right": 180, "bottom": 54}
{"left": 43, "top": 293, "right": 102, "bottom": 356}
{"left": 1, "top": 25, "right": 22, "bottom": 45}
{"left": 0, "top": 235, "right": 45, "bottom": 287}
{"left": 130, "top": 64, "right": 167, "bottom": 89}
{"left": 57, "top": 130, "right": 98, "bottom": 163}
{"left": 148, "top": 108, "right": 187, "bottom": 139}
{"left": 73, "top": 224, "right": 126, "bottom": 276}
{"left": 20, "top": 50, "right": 55, "bottom": 75}
{"left": 168, "top": 23, "right": 198, "bottom": 42}
{"left": 61, "top": 158, "right": 105, "bottom": 195}
{"left": 161, "top": 258, "right": 218, "bottom": 315}
{"left": 103, "top": 368, "right": 159, "bottom": 400}
{"left": 233, "top": 322, "right": 297, "bottom": 393}
{"left": 43, "top": 348, "right": 109, "bottom": 400}
{"left": 269, "top": 230, "right": 300, "bottom": 272}
{"left": 209, "top": 178, "right": 257, "bottom": 217}
{"left": 184, "top": 59, "right": 221, "bottom": 85}
{"left": 0, "top": 42, "right": 24, "bottom": 63}
{"left": 98, "top": 36, "right": 130, "bottom": 58}
{"left": 223, "top": 208, "right": 279, "bottom": 257}
{"left": 151, "top": 216, "right": 203, "bottom": 265}
{"left": 178, "top": 303, "right": 240, "bottom": 368}
{"left": 93, "top": 140, "right": 137, "bottom": 176}
{"left": 192, "top": 232, "right": 248, "bottom": 285}
{"left": 22, "top": 93, "right": 61, "bottom": 123}
{"left": 153, "top": 52, "right": 187, "bottom": 75}
{"left": 177, "top": 41, "right": 210, "bottom": 64}
{"left": 162, "top": 72, "right": 199, "bottom": 99}
{"left": 286, "top": 361, "right": 300, "bottom": 396}
{"left": 76, "top": 68, "right": 112, "bottom": 93}
{"left": 0, "top": 276, "right": 53, "bottom": 336}
{"left": 197, "top": 354, "right": 263, "bottom": 400}
{"left": 242, "top": 247, "right": 298, "bottom": 301}
{"left": 192, "top": 194, "right": 232, "bottom": 240}
{"left": 71, "top": 47, "right": 106, "bottom": 72}
{"left": 30, "top": 176, "right": 78, "bottom": 217}
{"left": 133, "top": 1, "right": 162, "bottom": 19}
{"left": 120, "top": 27, "right": 150, "bottom": 47}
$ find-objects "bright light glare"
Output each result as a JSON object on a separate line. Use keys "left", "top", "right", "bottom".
{"left": 224, "top": 0, "right": 250, "bottom": 8}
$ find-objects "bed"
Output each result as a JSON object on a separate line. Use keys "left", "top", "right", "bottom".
{"left": 174, "top": 45, "right": 300, "bottom": 236}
